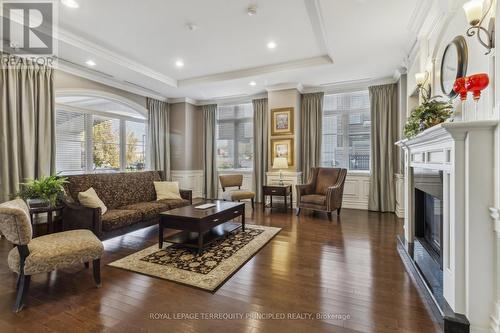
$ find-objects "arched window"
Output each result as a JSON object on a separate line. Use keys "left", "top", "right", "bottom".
{"left": 55, "top": 89, "right": 148, "bottom": 174}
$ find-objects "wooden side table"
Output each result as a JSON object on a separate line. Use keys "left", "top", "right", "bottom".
{"left": 262, "top": 184, "right": 293, "bottom": 212}
{"left": 28, "top": 205, "right": 64, "bottom": 235}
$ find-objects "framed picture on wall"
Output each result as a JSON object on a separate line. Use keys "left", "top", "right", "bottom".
{"left": 271, "top": 138, "right": 294, "bottom": 166}
{"left": 271, "top": 107, "right": 294, "bottom": 136}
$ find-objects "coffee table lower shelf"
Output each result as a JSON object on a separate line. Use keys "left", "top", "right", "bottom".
{"left": 162, "top": 222, "right": 242, "bottom": 250}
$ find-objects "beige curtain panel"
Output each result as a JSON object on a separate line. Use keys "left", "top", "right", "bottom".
{"left": 300, "top": 92, "right": 324, "bottom": 183}
{"left": 147, "top": 98, "right": 170, "bottom": 180}
{"left": 0, "top": 59, "right": 55, "bottom": 203}
{"left": 368, "top": 83, "right": 398, "bottom": 212}
{"left": 252, "top": 98, "right": 268, "bottom": 202}
{"left": 203, "top": 104, "right": 218, "bottom": 199}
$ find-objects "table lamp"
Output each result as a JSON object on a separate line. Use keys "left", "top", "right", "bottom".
{"left": 272, "top": 157, "right": 288, "bottom": 185}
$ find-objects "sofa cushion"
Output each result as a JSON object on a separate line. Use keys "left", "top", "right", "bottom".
{"left": 300, "top": 194, "right": 326, "bottom": 206}
{"left": 64, "top": 171, "right": 162, "bottom": 209}
{"left": 157, "top": 199, "right": 190, "bottom": 210}
{"left": 315, "top": 168, "right": 340, "bottom": 195}
{"left": 102, "top": 209, "right": 143, "bottom": 231}
{"left": 119, "top": 202, "right": 167, "bottom": 220}
{"left": 8, "top": 230, "right": 103, "bottom": 275}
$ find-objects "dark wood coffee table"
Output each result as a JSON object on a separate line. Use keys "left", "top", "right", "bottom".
{"left": 158, "top": 200, "right": 245, "bottom": 253}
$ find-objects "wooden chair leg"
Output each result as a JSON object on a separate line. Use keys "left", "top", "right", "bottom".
{"left": 337, "top": 208, "right": 341, "bottom": 215}
{"left": 327, "top": 212, "right": 332, "bottom": 221}
{"left": 296, "top": 208, "right": 301, "bottom": 216}
{"left": 93, "top": 259, "right": 101, "bottom": 288}
{"left": 13, "top": 274, "right": 30, "bottom": 312}
{"left": 251, "top": 198, "right": 254, "bottom": 209}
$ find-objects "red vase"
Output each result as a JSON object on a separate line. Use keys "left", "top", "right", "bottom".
{"left": 466, "top": 74, "right": 489, "bottom": 100}
{"left": 453, "top": 77, "right": 468, "bottom": 101}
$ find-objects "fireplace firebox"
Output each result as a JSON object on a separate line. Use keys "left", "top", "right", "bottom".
{"left": 413, "top": 168, "right": 444, "bottom": 304}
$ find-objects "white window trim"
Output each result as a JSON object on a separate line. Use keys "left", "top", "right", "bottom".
{"left": 56, "top": 103, "right": 149, "bottom": 175}
{"left": 322, "top": 90, "right": 371, "bottom": 172}
{"left": 216, "top": 103, "right": 254, "bottom": 172}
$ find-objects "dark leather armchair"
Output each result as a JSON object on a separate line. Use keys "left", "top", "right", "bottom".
{"left": 296, "top": 167, "right": 347, "bottom": 219}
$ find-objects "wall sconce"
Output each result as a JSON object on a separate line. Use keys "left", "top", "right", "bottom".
{"left": 415, "top": 71, "right": 430, "bottom": 99}
{"left": 463, "top": 0, "right": 495, "bottom": 54}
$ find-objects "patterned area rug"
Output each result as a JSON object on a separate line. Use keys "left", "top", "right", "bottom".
{"left": 108, "top": 225, "right": 281, "bottom": 291}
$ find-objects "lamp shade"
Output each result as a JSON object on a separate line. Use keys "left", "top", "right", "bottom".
{"left": 272, "top": 157, "right": 288, "bottom": 169}
{"left": 463, "top": 0, "right": 483, "bottom": 26}
{"left": 415, "top": 72, "right": 428, "bottom": 86}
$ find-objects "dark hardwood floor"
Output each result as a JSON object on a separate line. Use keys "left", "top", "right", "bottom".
{"left": 0, "top": 204, "right": 442, "bottom": 333}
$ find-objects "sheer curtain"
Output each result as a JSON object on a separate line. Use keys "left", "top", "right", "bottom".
{"left": 368, "top": 84, "right": 398, "bottom": 212}
{"left": 202, "top": 104, "right": 218, "bottom": 199}
{"left": 252, "top": 98, "right": 268, "bottom": 202}
{"left": 300, "top": 92, "right": 324, "bottom": 182}
{"left": 0, "top": 59, "right": 55, "bottom": 202}
{"left": 147, "top": 98, "right": 170, "bottom": 180}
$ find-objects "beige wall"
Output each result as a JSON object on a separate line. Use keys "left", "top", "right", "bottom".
{"left": 54, "top": 70, "right": 147, "bottom": 108}
{"left": 267, "top": 89, "right": 301, "bottom": 172}
{"left": 170, "top": 102, "right": 204, "bottom": 170}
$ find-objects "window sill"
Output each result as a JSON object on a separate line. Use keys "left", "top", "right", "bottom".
{"left": 347, "top": 170, "right": 371, "bottom": 176}
{"left": 218, "top": 168, "right": 253, "bottom": 174}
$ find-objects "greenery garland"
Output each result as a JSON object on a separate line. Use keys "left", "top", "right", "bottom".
{"left": 404, "top": 95, "right": 453, "bottom": 139}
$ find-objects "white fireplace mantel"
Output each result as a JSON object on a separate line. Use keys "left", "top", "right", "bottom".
{"left": 396, "top": 120, "right": 499, "bottom": 333}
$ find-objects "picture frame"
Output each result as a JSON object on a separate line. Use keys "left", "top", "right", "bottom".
{"left": 271, "top": 138, "right": 294, "bottom": 167}
{"left": 271, "top": 107, "right": 294, "bottom": 136}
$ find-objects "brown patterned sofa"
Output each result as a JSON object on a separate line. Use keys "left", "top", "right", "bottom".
{"left": 62, "top": 171, "right": 192, "bottom": 239}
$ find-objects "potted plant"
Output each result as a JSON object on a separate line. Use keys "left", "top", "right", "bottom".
{"left": 404, "top": 96, "right": 453, "bottom": 139}
{"left": 15, "top": 175, "right": 68, "bottom": 207}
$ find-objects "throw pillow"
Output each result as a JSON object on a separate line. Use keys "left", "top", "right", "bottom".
{"left": 154, "top": 181, "right": 182, "bottom": 200}
{"left": 78, "top": 187, "right": 107, "bottom": 215}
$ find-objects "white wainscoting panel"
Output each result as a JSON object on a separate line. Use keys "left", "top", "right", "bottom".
{"left": 395, "top": 173, "right": 405, "bottom": 218}
{"left": 170, "top": 170, "right": 204, "bottom": 198}
{"left": 342, "top": 172, "right": 370, "bottom": 210}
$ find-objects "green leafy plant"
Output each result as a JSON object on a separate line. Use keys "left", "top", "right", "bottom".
{"left": 404, "top": 96, "right": 453, "bottom": 139}
{"left": 15, "top": 175, "right": 68, "bottom": 207}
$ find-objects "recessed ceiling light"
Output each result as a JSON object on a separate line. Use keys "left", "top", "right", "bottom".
{"left": 247, "top": 5, "right": 257, "bottom": 16}
{"left": 185, "top": 23, "right": 197, "bottom": 31}
{"left": 85, "top": 60, "right": 96, "bottom": 67}
{"left": 61, "top": 0, "right": 79, "bottom": 9}
{"left": 249, "top": 81, "right": 256, "bottom": 86}
{"left": 267, "top": 41, "right": 277, "bottom": 49}
{"left": 175, "top": 60, "right": 184, "bottom": 68}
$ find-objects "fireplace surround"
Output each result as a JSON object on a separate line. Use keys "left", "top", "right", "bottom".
{"left": 397, "top": 120, "right": 498, "bottom": 333}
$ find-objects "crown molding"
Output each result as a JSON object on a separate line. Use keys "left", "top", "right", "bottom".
{"left": 168, "top": 97, "right": 199, "bottom": 105}
{"left": 58, "top": 29, "right": 177, "bottom": 88}
{"left": 265, "top": 83, "right": 304, "bottom": 93}
{"left": 196, "top": 92, "right": 268, "bottom": 106}
{"left": 177, "top": 56, "right": 332, "bottom": 87}
{"left": 56, "top": 58, "right": 168, "bottom": 101}
{"left": 302, "top": 76, "right": 396, "bottom": 94}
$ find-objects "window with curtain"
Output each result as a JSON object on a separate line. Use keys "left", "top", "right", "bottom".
{"left": 56, "top": 109, "right": 147, "bottom": 174}
{"left": 216, "top": 103, "right": 253, "bottom": 170}
{"left": 321, "top": 91, "right": 371, "bottom": 171}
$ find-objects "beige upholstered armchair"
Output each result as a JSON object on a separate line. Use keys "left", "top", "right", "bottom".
{"left": 296, "top": 167, "right": 347, "bottom": 219}
{"left": 219, "top": 174, "right": 255, "bottom": 209}
{"left": 0, "top": 199, "right": 104, "bottom": 312}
